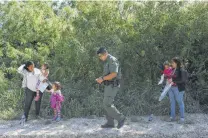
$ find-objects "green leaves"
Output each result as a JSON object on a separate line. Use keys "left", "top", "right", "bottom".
{"left": 0, "top": 1, "right": 208, "bottom": 119}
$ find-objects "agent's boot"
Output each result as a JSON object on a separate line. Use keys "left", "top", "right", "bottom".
{"left": 117, "top": 117, "right": 126, "bottom": 129}
{"left": 101, "top": 123, "right": 115, "bottom": 128}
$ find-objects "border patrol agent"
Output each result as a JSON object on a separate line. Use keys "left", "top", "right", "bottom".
{"left": 96, "top": 47, "right": 126, "bottom": 129}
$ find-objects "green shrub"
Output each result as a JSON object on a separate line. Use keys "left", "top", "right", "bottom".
{"left": 0, "top": 1, "right": 207, "bottom": 119}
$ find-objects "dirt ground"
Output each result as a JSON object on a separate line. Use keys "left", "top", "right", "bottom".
{"left": 0, "top": 113, "right": 208, "bottom": 138}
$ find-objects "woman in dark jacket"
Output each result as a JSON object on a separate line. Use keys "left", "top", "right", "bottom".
{"left": 168, "top": 57, "right": 186, "bottom": 123}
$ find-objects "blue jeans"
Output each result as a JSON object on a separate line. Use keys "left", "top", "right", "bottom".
{"left": 168, "top": 86, "right": 185, "bottom": 119}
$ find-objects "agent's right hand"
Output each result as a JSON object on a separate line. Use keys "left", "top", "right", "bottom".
{"left": 96, "top": 77, "right": 104, "bottom": 84}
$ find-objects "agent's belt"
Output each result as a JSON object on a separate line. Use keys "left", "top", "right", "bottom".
{"left": 103, "top": 80, "right": 120, "bottom": 87}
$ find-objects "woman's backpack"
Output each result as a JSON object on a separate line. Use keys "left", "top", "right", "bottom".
{"left": 181, "top": 68, "right": 189, "bottom": 83}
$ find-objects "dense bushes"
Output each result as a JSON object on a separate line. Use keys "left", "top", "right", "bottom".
{"left": 0, "top": 1, "right": 208, "bottom": 119}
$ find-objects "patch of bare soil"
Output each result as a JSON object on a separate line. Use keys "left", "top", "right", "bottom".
{"left": 0, "top": 114, "right": 208, "bottom": 138}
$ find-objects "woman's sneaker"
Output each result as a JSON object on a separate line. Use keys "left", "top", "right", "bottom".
{"left": 148, "top": 114, "right": 153, "bottom": 121}
{"left": 178, "top": 118, "right": 185, "bottom": 124}
{"left": 167, "top": 117, "right": 175, "bottom": 122}
{"left": 20, "top": 114, "right": 27, "bottom": 126}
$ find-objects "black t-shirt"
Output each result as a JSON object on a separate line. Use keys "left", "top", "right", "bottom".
{"left": 172, "top": 68, "right": 187, "bottom": 92}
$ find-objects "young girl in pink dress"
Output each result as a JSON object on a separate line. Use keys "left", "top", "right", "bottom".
{"left": 47, "top": 82, "right": 64, "bottom": 121}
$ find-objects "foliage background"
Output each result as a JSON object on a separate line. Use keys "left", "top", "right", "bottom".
{"left": 0, "top": 1, "right": 207, "bottom": 119}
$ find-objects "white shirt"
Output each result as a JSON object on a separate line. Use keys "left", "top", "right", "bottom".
{"left": 18, "top": 65, "right": 41, "bottom": 92}
{"left": 17, "top": 65, "right": 27, "bottom": 88}
{"left": 39, "top": 71, "right": 49, "bottom": 82}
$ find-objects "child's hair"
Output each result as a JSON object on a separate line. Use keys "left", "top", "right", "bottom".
{"left": 163, "top": 61, "right": 170, "bottom": 66}
{"left": 53, "top": 81, "right": 61, "bottom": 90}
{"left": 43, "top": 63, "right": 49, "bottom": 69}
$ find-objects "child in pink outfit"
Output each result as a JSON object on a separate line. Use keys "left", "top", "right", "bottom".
{"left": 159, "top": 61, "right": 173, "bottom": 91}
{"left": 163, "top": 64, "right": 172, "bottom": 80}
{"left": 48, "top": 82, "right": 64, "bottom": 121}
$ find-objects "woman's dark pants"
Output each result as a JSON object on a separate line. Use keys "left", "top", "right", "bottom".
{"left": 24, "top": 88, "right": 43, "bottom": 120}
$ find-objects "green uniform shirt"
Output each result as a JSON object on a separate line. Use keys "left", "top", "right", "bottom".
{"left": 103, "top": 54, "right": 121, "bottom": 80}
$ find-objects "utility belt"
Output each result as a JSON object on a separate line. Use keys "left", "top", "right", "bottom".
{"left": 103, "top": 80, "right": 120, "bottom": 87}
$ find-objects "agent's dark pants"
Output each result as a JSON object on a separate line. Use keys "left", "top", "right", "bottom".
{"left": 24, "top": 88, "right": 43, "bottom": 119}
{"left": 103, "top": 85, "right": 124, "bottom": 125}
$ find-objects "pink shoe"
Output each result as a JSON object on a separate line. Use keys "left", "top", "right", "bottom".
{"left": 52, "top": 116, "right": 57, "bottom": 121}
{"left": 34, "top": 95, "right": 40, "bottom": 101}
